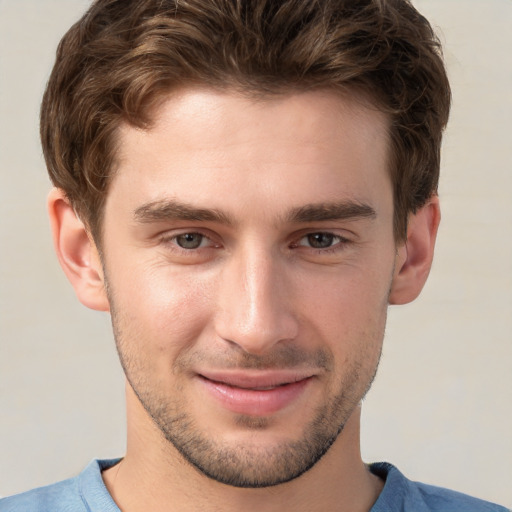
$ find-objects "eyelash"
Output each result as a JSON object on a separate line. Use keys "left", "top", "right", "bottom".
{"left": 159, "top": 230, "right": 218, "bottom": 253}
{"left": 159, "top": 230, "right": 351, "bottom": 256}
{"left": 293, "top": 232, "right": 351, "bottom": 254}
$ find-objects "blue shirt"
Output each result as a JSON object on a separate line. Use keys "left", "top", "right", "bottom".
{"left": 0, "top": 459, "right": 508, "bottom": 511}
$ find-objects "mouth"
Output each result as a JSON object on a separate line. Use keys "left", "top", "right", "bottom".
{"left": 196, "top": 370, "right": 315, "bottom": 416}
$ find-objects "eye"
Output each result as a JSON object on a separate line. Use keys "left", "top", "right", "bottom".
{"left": 298, "top": 232, "right": 344, "bottom": 249}
{"left": 174, "top": 232, "right": 208, "bottom": 249}
{"left": 158, "top": 230, "right": 221, "bottom": 263}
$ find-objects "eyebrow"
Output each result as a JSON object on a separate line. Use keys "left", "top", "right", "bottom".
{"left": 133, "top": 199, "right": 376, "bottom": 225}
{"left": 134, "top": 199, "right": 235, "bottom": 225}
{"left": 285, "top": 201, "right": 377, "bottom": 224}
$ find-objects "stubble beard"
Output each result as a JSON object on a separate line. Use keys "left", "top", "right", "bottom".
{"left": 112, "top": 329, "right": 382, "bottom": 488}
{"left": 105, "top": 278, "right": 385, "bottom": 489}
{"left": 137, "top": 367, "right": 374, "bottom": 488}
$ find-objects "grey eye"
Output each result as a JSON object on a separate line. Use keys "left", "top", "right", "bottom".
{"left": 175, "top": 233, "right": 204, "bottom": 249}
{"left": 306, "top": 233, "right": 335, "bottom": 249}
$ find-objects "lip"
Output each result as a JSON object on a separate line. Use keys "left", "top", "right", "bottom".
{"left": 197, "top": 370, "right": 314, "bottom": 416}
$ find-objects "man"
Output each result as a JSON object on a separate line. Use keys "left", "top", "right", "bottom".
{"left": 0, "top": 0, "right": 508, "bottom": 511}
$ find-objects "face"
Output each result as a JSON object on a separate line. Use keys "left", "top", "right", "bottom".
{"left": 100, "top": 88, "right": 397, "bottom": 487}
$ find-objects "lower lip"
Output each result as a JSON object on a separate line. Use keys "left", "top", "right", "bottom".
{"left": 198, "top": 376, "right": 312, "bottom": 416}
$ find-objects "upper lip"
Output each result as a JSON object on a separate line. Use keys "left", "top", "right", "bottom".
{"left": 197, "top": 370, "right": 315, "bottom": 389}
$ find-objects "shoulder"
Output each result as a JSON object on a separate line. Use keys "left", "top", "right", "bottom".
{"left": 0, "top": 477, "right": 82, "bottom": 512}
{"left": 413, "top": 481, "right": 509, "bottom": 512}
{"left": 370, "top": 462, "right": 509, "bottom": 512}
{"left": 0, "top": 459, "right": 121, "bottom": 512}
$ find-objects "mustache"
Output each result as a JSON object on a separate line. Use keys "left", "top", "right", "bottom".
{"left": 176, "top": 344, "right": 333, "bottom": 372}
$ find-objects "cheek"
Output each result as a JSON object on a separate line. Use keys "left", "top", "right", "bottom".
{"left": 298, "top": 263, "right": 391, "bottom": 350}
{"left": 107, "top": 261, "right": 217, "bottom": 356}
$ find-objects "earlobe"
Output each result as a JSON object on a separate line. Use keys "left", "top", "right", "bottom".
{"left": 47, "top": 188, "right": 109, "bottom": 311}
{"left": 389, "top": 196, "right": 441, "bottom": 305}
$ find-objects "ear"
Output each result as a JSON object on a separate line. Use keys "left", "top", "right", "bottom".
{"left": 47, "top": 188, "right": 109, "bottom": 311}
{"left": 389, "top": 196, "right": 441, "bottom": 305}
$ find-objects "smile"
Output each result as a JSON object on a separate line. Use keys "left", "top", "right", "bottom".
{"left": 196, "top": 371, "right": 314, "bottom": 416}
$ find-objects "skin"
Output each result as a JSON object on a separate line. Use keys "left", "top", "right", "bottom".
{"left": 49, "top": 88, "right": 440, "bottom": 512}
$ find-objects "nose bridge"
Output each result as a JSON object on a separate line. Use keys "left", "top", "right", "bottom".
{"left": 214, "top": 241, "right": 298, "bottom": 354}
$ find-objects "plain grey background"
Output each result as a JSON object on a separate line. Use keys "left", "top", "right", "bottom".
{"left": 0, "top": 0, "right": 511, "bottom": 506}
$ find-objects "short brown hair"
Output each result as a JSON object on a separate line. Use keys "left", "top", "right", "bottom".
{"left": 41, "top": 0, "right": 451, "bottom": 243}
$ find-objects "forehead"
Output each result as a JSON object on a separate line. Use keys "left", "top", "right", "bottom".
{"left": 109, "top": 88, "right": 391, "bottom": 222}
{"left": 128, "top": 87, "right": 389, "bottom": 157}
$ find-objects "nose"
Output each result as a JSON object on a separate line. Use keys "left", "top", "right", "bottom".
{"left": 214, "top": 245, "right": 299, "bottom": 355}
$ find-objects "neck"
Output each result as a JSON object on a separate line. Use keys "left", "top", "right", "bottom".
{"left": 102, "top": 385, "right": 383, "bottom": 512}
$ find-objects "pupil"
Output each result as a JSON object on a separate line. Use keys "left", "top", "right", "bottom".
{"left": 308, "top": 233, "right": 333, "bottom": 249}
{"left": 177, "top": 233, "right": 202, "bottom": 249}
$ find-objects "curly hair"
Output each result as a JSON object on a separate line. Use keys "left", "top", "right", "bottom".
{"left": 41, "top": 0, "right": 451, "bottom": 243}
